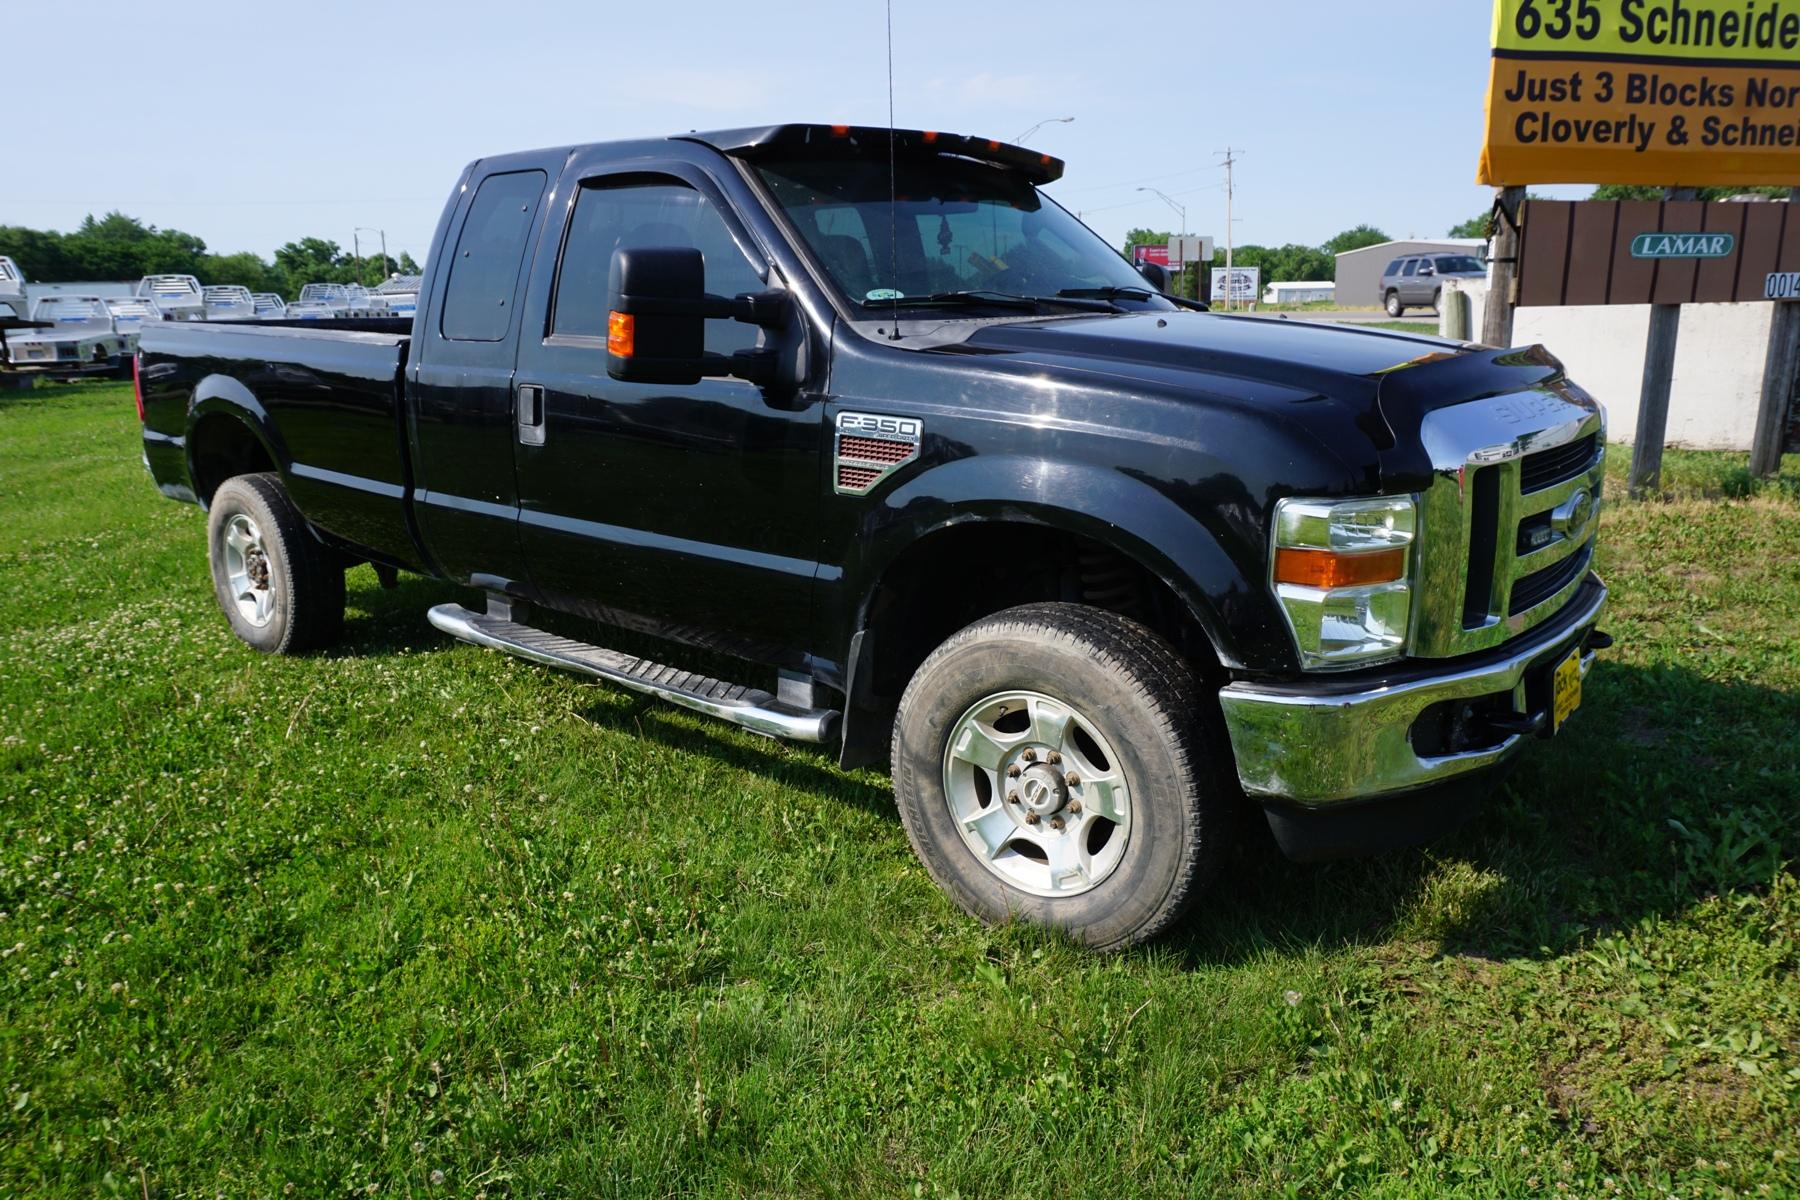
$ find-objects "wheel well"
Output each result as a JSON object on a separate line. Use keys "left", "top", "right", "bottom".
{"left": 189, "top": 414, "right": 275, "bottom": 505}
{"left": 860, "top": 522, "right": 1222, "bottom": 710}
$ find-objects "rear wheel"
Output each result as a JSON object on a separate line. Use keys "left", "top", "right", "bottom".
{"left": 890, "top": 602, "right": 1232, "bottom": 950}
{"left": 1385, "top": 290, "right": 1404, "bottom": 317}
{"left": 206, "top": 472, "right": 344, "bottom": 654}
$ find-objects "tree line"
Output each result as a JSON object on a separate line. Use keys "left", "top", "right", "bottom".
{"left": 1122, "top": 224, "right": 1393, "bottom": 292}
{"left": 1126, "top": 183, "right": 1793, "bottom": 293}
{"left": 1446, "top": 185, "right": 1790, "bottom": 239}
{"left": 0, "top": 212, "right": 421, "bottom": 301}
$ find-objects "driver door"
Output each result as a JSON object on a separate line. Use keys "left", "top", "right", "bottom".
{"left": 510, "top": 166, "right": 825, "bottom": 667}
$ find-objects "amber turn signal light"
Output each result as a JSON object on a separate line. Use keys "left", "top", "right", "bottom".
{"left": 607, "top": 310, "right": 635, "bottom": 357}
{"left": 1273, "top": 546, "right": 1407, "bottom": 589}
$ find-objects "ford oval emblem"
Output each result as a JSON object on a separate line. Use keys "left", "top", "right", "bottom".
{"left": 1551, "top": 487, "right": 1594, "bottom": 539}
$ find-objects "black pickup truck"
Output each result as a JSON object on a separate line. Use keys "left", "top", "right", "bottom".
{"left": 137, "top": 124, "right": 1610, "bottom": 948}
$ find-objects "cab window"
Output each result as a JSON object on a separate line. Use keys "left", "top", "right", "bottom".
{"left": 552, "top": 178, "right": 762, "bottom": 355}
{"left": 440, "top": 170, "right": 546, "bottom": 342}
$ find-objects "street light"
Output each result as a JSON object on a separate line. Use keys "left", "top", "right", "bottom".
{"left": 353, "top": 226, "right": 389, "bottom": 282}
{"left": 1136, "top": 187, "right": 1187, "bottom": 233}
{"left": 1014, "top": 116, "right": 1074, "bottom": 143}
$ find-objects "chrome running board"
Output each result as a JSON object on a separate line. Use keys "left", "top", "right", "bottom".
{"left": 426, "top": 603, "right": 839, "bottom": 743}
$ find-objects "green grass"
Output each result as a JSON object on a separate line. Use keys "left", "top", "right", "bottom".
{"left": 3, "top": 383, "right": 1798, "bottom": 1198}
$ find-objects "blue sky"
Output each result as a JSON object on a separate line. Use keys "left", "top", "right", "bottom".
{"left": 8, "top": 0, "right": 1584, "bottom": 265}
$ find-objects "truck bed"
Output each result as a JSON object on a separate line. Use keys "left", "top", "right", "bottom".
{"left": 137, "top": 318, "right": 420, "bottom": 568}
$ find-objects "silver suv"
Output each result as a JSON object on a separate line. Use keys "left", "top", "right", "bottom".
{"left": 1380, "top": 253, "right": 1485, "bottom": 317}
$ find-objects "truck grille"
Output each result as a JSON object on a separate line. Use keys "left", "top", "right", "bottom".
{"left": 1519, "top": 432, "right": 1599, "bottom": 493}
{"left": 1412, "top": 388, "right": 1605, "bottom": 658}
{"left": 1510, "top": 540, "right": 1593, "bottom": 613}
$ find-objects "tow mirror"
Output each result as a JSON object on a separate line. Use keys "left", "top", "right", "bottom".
{"left": 1137, "top": 261, "right": 1170, "bottom": 293}
{"left": 605, "top": 245, "right": 791, "bottom": 387}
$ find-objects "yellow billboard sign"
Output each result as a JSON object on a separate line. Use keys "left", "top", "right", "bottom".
{"left": 1479, "top": 0, "right": 1800, "bottom": 186}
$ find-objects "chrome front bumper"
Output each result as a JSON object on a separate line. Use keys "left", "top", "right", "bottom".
{"left": 1219, "top": 575, "right": 1607, "bottom": 805}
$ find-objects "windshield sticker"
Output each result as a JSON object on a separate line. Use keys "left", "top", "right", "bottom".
{"left": 864, "top": 288, "right": 903, "bottom": 301}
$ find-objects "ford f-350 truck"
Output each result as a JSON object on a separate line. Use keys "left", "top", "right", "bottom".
{"left": 137, "top": 124, "right": 1609, "bottom": 949}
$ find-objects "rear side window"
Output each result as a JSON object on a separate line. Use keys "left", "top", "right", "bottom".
{"left": 440, "top": 170, "right": 546, "bottom": 342}
{"left": 1383, "top": 259, "right": 1404, "bottom": 277}
{"left": 1402, "top": 259, "right": 1418, "bottom": 276}
{"left": 552, "top": 178, "right": 763, "bottom": 354}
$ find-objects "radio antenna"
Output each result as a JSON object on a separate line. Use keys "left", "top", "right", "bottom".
{"left": 886, "top": 0, "right": 902, "bottom": 340}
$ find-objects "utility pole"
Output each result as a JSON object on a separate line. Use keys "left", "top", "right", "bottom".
{"left": 1216, "top": 147, "right": 1240, "bottom": 310}
{"left": 352, "top": 230, "right": 363, "bottom": 286}
{"left": 1136, "top": 186, "right": 1188, "bottom": 294}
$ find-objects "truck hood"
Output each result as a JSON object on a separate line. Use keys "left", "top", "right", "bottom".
{"left": 959, "top": 310, "right": 1456, "bottom": 397}
{"left": 953, "top": 310, "right": 1570, "bottom": 488}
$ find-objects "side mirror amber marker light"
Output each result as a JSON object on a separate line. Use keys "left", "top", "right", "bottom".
{"left": 607, "top": 310, "right": 635, "bottom": 357}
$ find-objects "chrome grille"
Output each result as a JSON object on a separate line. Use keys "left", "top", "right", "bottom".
{"left": 1412, "top": 387, "right": 1605, "bottom": 658}
{"left": 1520, "top": 432, "right": 1600, "bottom": 493}
{"left": 1510, "top": 540, "right": 1593, "bottom": 613}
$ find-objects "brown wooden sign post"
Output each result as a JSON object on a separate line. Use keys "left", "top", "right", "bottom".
{"left": 1634, "top": 187, "right": 1695, "bottom": 497}
{"left": 1751, "top": 187, "right": 1800, "bottom": 478}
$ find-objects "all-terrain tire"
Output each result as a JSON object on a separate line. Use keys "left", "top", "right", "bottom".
{"left": 890, "top": 602, "right": 1233, "bottom": 950}
{"left": 207, "top": 472, "right": 345, "bottom": 654}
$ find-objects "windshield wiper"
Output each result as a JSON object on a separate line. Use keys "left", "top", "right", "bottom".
{"left": 859, "top": 289, "right": 1117, "bottom": 313}
{"left": 1056, "top": 286, "right": 1154, "bottom": 301}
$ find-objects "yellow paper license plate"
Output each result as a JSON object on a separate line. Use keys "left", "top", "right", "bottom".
{"left": 1552, "top": 648, "right": 1582, "bottom": 733}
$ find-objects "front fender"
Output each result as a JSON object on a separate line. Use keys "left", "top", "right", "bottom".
{"left": 855, "top": 453, "right": 1288, "bottom": 671}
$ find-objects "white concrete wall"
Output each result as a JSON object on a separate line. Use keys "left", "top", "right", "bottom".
{"left": 1438, "top": 280, "right": 1770, "bottom": 451}
{"left": 1513, "top": 303, "right": 1772, "bottom": 451}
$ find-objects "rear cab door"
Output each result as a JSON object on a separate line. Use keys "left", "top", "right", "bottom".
{"left": 407, "top": 152, "right": 561, "bottom": 585}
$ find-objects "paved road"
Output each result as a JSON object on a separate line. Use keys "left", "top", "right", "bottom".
{"left": 1229, "top": 310, "right": 1440, "bottom": 331}
{"left": 1285, "top": 310, "right": 1438, "bottom": 326}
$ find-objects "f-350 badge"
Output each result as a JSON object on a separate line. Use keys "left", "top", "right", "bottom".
{"left": 833, "top": 412, "right": 922, "bottom": 496}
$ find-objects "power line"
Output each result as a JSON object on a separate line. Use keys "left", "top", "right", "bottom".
{"left": 1075, "top": 182, "right": 1224, "bottom": 219}
{"left": 1055, "top": 164, "right": 1221, "bottom": 196}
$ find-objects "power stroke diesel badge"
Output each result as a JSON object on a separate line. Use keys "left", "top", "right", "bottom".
{"left": 834, "top": 412, "right": 922, "bottom": 496}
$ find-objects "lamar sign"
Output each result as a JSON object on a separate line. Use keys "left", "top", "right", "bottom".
{"left": 1629, "top": 230, "right": 1735, "bottom": 257}
{"left": 1479, "top": 0, "right": 1800, "bottom": 186}
{"left": 1516, "top": 198, "right": 1800, "bottom": 304}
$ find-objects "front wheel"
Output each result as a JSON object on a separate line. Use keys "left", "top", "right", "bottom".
{"left": 890, "top": 603, "right": 1233, "bottom": 950}
{"left": 207, "top": 472, "right": 344, "bottom": 654}
{"left": 1385, "top": 290, "right": 1404, "bottom": 317}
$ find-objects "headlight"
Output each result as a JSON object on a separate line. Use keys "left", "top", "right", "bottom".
{"left": 1271, "top": 495, "right": 1416, "bottom": 670}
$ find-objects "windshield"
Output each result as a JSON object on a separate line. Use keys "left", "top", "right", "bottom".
{"left": 752, "top": 153, "right": 1172, "bottom": 312}
{"left": 1435, "top": 256, "right": 1483, "bottom": 273}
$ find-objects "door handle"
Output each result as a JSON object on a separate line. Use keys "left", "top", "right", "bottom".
{"left": 516, "top": 383, "right": 545, "bottom": 446}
